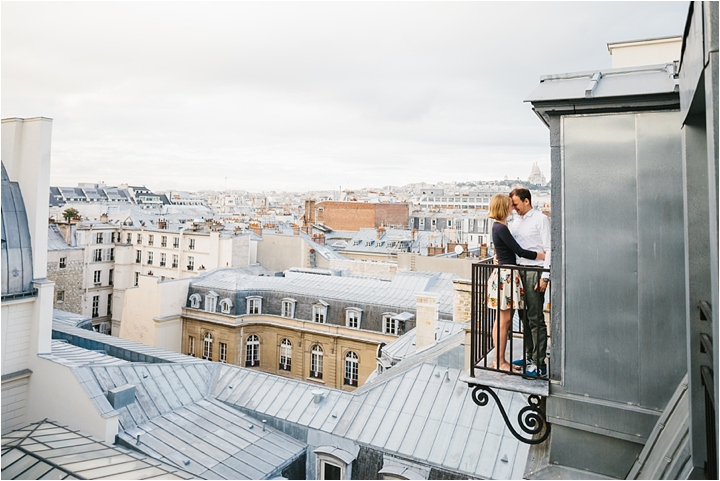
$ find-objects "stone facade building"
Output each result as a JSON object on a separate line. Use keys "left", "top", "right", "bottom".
{"left": 180, "top": 268, "right": 457, "bottom": 390}
{"left": 46, "top": 224, "right": 84, "bottom": 315}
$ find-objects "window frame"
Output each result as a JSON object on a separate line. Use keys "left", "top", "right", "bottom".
{"left": 281, "top": 298, "right": 296, "bottom": 318}
{"left": 279, "top": 338, "right": 292, "bottom": 371}
{"left": 383, "top": 314, "right": 398, "bottom": 335}
{"left": 189, "top": 293, "right": 202, "bottom": 308}
{"left": 310, "top": 344, "right": 323, "bottom": 379}
{"left": 187, "top": 256, "right": 194, "bottom": 270}
{"left": 205, "top": 292, "right": 218, "bottom": 313}
{"left": 246, "top": 296, "right": 262, "bottom": 315}
{"left": 219, "top": 342, "right": 228, "bottom": 363}
{"left": 345, "top": 308, "right": 362, "bottom": 329}
{"left": 246, "top": 335, "right": 260, "bottom": 367}
{"left": 55, "top": 290, "right": 65, "bottom": 304}
{"left": 93, "top": 270, "right": 101, "bottom": 285}
{"left": 59, "top": 257, "right": 67, "bottom": 268}
{"left": 344, "top": 351, "right": 359, "bottom": 386}
{"left": 92, "top": 295, "right": 99, "bottom": 318}
{"left": 202, "top": 332, "right": 213, "bottom": 360}
{"left": 219, "top": 298, "right": 233, "bottom": 314}
{"left": 313, "top": 301, "right": 328, "bottom": 324}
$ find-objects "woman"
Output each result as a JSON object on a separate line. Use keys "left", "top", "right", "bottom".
{"left": 487, "top": 194, "right": 545, "bottom": 371}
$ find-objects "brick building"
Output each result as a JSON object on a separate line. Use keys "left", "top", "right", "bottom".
{"left": 303, "top": 199, "right": 409, "bottom": 231}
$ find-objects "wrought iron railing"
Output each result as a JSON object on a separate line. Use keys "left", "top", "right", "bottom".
{"left": 471, "top": 260, "right": 550, "bottom": 380}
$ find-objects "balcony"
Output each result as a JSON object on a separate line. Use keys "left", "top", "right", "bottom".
{"left": 462, "top": 259, "right": 552, "bottom": 444}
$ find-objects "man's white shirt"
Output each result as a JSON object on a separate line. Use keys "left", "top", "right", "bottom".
{"left": 508, "top": 208, "right": 551, "bottom": 274}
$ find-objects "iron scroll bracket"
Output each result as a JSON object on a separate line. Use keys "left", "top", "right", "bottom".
{"left": 470, "top": 384, "right": 551, "bottom": 445}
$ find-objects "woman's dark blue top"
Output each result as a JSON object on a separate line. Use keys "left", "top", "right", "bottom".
{"left": 492, "top": 222, "right": 538, "bottom": 265}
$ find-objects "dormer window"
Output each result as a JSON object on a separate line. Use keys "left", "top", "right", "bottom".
{"left": 313, "top": 301, "right": 329, "bottom": 323}
{"left": 189, "top": 293, "right": 201, "bottom": 309}
{"left": 219, "top": 298, "right": 233, "bottom": 314}
{"left": 247, "top": 296, "right": 262, "bottom": 315}
{"left": 205, "top": 291, "right": 218, "bottom": 313}
{"left": 383, "top": 313, "right": 398, "bottom": 335}
{"left": 345, "top": 308, "right": 362, "bottom": 329}
{"left": 281, "top": 298, "right": 296, "bottom": 318}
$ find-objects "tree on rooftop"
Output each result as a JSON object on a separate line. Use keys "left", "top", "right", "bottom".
{"left": 62, "top": 207, "right": 79, "bottom": 221}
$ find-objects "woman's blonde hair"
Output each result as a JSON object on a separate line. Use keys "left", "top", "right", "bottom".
{"left": 488, "top": 194, "right": 511, "bottom": 221}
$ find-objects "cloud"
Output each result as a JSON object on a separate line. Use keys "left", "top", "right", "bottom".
{"left": 2, "top": 1, "right": 689, "bottom": 192}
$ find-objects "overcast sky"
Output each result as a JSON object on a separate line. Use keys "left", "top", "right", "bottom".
{"left": 2, "top": 1, "right": 689, "bottom": 193}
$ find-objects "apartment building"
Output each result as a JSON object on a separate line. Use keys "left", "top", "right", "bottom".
{"left": 303, "top": 199, "right": 409, "bottom": 231}
{"left": 179, "top": 269, "right": 457, "bottom": 390}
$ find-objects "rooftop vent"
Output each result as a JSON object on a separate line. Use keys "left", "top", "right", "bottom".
{"left": 106, "top": 384, "right": 136, "bottom": 409}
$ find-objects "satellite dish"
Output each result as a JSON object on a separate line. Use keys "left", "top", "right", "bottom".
{"left": 454, "top": 245, "right": 464, "bottom": 255}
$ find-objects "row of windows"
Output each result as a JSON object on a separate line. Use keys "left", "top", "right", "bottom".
{"left": 129, "top": 233, "right": 193, "bottom": 250}
{"left": 187, "top": 294, "right": 400, "bottom": 335}
{"left": 93, "top": 232, "right": 203, "bottom": 251}
{"left": 188, "top": 334, "right": 360, "bottom": 385}
{"left": 135, "top": 251, "right": 187, "bottom": 269}
{"left": 93, "top": 247, "right": 115, "bottom": 262}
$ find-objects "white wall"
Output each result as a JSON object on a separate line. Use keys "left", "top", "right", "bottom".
{"left": 608, "top": 37, "right": 682, "bottom": 68}
{"left": 2, "top": 117, "right": 53, "bottom": 279}
{"left": 120, "top": 275, "right": 190, "bottom": 352}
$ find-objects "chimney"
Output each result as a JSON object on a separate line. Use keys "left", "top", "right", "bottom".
{"left": 377, "top": 225, "right": 386, "bottom": 239}
{"left": 158, "top": 218, "right": 167, "bottom": 230}
{"left": 292, "top": 223, "right": 300, "bottom": 235}
{"left": 100, "top": 213, "right": 108, "bottom": 223}
{"left": 415, "top": 292, "right": 438, "bottom": 352}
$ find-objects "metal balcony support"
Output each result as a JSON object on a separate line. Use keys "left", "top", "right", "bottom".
{"left": 470, "top": 384, "right": 551, "bottom": 444}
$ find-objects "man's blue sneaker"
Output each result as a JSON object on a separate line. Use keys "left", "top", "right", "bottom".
{"left": 525, "top": 366, "right": 547, "bottom": 377}
{"left": 512, "top": 358, "right": 532, "bottom": 367}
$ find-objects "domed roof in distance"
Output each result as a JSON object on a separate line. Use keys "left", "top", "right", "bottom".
{"left": 1, "top": 162, "right": 35, "bottom": 299}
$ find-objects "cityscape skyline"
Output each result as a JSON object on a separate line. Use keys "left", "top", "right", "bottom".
{"left": 2, "top": 1, "right": 689, "bottom": 192}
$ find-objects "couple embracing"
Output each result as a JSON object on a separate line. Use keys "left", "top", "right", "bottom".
{"left": 487, "top": 188, "right": 551, "bottom": 376}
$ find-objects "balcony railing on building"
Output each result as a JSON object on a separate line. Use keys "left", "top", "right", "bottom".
{"left": 470, "top": 260, "right": 551, "bottom": 381}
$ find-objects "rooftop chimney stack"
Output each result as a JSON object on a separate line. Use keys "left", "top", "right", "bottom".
{"left": 415, "top": 292, "right": 439, "bottom": 352}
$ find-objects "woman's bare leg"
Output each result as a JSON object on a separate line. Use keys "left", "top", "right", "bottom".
{"left": 497, "top": 308, "right": 512, "bottom": 371}
{"left": 492, "top": 308, "right": 512, "bottom": 371}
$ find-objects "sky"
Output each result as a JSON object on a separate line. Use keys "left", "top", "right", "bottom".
{"left": 2, "top": 1, "right": 689, "bottom": 193}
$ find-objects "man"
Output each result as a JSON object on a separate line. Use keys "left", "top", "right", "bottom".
{"left": 509, "top": 187, "right": 551, "bottom": 377}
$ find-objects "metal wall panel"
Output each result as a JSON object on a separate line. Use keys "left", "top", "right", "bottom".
{"left": 635, "top": 111, "right": 686, "bottom": 409}
{"left": 563, "top": 113, "right": 640, "bottom": 404}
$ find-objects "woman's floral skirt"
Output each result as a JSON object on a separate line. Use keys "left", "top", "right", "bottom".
{"left": 486, "top": 268, "right": 525, "bottom": 310}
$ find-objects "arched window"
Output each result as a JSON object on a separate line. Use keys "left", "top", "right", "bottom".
{"left": 205, "top": 291, "right": 218, "bottom": 313}
{"left": 344, "top": 351, "right": 359, "bottom": 386}
{"left": 310, "top": 344, "right": 323, "bottom": 379}
{"left": 189, "top": 293, "right": 201, "bottom": 308}
{"left": 219, "top": 298, "right": 233, "bottom": 314}
{"left": 279, "top": 338, "right": 292, "bottom": 371}
{"left": 203, "top": 332, "right": 213, "bottom": 360}
{"left": 246, "top": 335, "right": 260, "bottom": 367}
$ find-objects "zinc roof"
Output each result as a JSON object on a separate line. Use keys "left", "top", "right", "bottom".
{"left": 525, "top": 63, "right": 678, "bottom": 103}
{"left": 73, "top": 362, "right": 306, "bottom": 479}
{"left": 381, "top": 319, "right": 467, "bottom": 362}
{"left": 47, "top": 224, "right": 80, "bottom": 251}
{"left": 1, "top": 419, "right": 195, "bottom": 480}
{"left": 213, "top": 334, "right": 530, "bottom": 479}
{"left": 191, "top": 269, "right": 457, "bottom": 315}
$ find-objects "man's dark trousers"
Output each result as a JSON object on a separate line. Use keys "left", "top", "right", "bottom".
{"left": 519, "top": 269, "right": 547, "bottom": 371}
